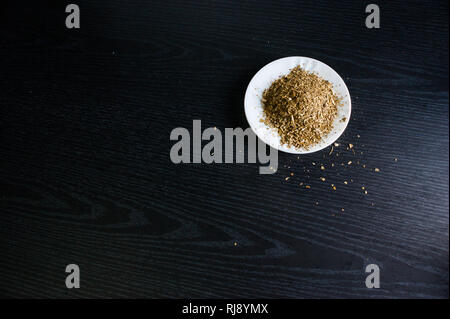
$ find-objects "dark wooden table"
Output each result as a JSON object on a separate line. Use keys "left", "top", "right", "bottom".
{"left": 0, "top": 0, "right": 448, "bottom": 298}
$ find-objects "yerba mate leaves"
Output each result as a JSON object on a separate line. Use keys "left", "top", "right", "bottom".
{"left": 262, "top": 66, "right": 341, "bottom": 149}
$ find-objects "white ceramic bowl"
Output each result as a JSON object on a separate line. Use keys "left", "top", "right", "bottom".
{"left": 244, "top": 56, "right": 351, "bottom": 154}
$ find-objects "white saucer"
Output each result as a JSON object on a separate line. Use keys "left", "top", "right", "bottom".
{"left": 244, "top": 56, "right": 351, "bottom": 154}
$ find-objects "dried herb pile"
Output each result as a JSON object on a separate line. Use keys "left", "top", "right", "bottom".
{"left": 262, "top": 66, "right": 341, "bottom": 149}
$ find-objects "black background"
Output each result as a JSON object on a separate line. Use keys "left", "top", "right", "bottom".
{"left": 0, "top": 0, "right": 448, "bottom": 298}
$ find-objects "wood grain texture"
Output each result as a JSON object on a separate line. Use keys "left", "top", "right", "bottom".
{"left": 0, "top": 0, "right": 448, "bottom": 298}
